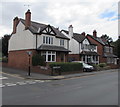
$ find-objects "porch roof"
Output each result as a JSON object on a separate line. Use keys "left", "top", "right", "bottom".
{"left": 80, "top": 51, "right": 99, "bottom": 56}
{"left": 103, "top": 53, "right": 117, "bottom": 58}
{"left": 37, "top": 45, "right": 71, "bottom": 52}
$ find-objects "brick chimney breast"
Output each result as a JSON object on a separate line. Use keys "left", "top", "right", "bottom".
{"left": 12, "top": 16, "right": 19, "bottom": 34}
{"left": 93, "top": 30, "right": 97, "bottom": 38}
{"left": 25, "top": 9, "right": 31, "bottom": 29}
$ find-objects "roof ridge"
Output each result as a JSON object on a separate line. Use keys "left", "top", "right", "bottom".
{"left": 19, "top": 18, "right": 47, "bottom": 26}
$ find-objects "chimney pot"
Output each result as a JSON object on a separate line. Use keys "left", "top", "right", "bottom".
{"left": 93, "top": 30, "right": 97, "bottom": 38}
{"left": 81, "top": 32, "right": 86, "bottom": 36}
{"left": 69, "top": 25, "right": 73, "bottom": 28}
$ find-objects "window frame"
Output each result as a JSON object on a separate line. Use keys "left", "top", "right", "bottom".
{"left": 41, "top": 51, "right": 56, "bottom": 62}
{"left": 60, "top": 39, "right": 64, "bottom": 46}
{"left": 43, "top": 36, "right": 54, "bottom": 45}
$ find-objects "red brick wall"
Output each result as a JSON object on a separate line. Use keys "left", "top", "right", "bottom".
{"left": 8, "top": 49, "right": 37, "bottom": 70}
{"left": 68, "top": 54, "right": 80, "bottom": 61}
{"left": 56, "top": 52, "right": 68, "bottom": 62}
{"left": 87, "top": 36, "right": 105, "bottom": 63}
{"left": 8, "top": 50, "right": 69, "bottom": 73}
{"left": 107, "top": 64, "right": 119, "bottom": 69}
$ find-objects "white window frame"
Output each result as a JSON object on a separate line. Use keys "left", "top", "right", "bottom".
{"left": 43, "top": 36, "right": 53, "bottom": 45}
{"left": 41, "top": 51, "right": 56, "bottom": 62}
{"left": 60, "top": 39, "right": 64, "bottom": 46}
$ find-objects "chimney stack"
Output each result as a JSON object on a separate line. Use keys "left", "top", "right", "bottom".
{"left": 93, "top": 30, "right": 97, "bottom": 38}
{"left": 12, "top": 17, "right": 19, "bottom": 34}
{"left": 25, "top": 9, "right": 31, "bottom": 29}
{"left": 68, "top": 25, "right": 73, "bottom": 38}
{"left": 81, "top": 32, "right": 86, "bottom": 36}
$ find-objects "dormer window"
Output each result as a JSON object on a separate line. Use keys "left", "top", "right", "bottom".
{"left": 60, "top": 39, "right": 64, "bottom": 46}
{"left": 43, "top": 36, "right": 53, "bottom": 45}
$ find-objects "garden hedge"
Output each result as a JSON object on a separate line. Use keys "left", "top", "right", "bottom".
{"left": 32, "top": 54, "right": 46, "bottom": 66}
{"left": 49, "top": 62, "right": 83, "bottom": 72}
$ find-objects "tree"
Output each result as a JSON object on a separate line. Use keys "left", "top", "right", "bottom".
{"left": 2, "top": 34, "right": 11, "bottom": 57}
{"left": 117, "top": 38, "right": 120, "bottom": 58}
{"left": 112, "top": 38, "right": 120, "bottom": 58}
{"left": 101, "top": 34, "right": 113, "bottom": 43}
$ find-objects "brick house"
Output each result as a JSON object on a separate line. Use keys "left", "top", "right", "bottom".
{"left": 61, "top": 25, "right": 99, "bottom": 64}
{"left": 87, "top": 30, "right": 117, "bottom": 66}
{"left": 8, "top": 10, "right": 70, "bottom": 70}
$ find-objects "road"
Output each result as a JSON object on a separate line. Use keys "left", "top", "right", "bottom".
{"left": 1, "top": 68, "right": 118, "bottom": 105}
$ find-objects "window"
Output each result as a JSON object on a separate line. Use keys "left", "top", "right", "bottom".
{"left": 91, "top": 45, "right": 96, "bottom": 51}
{"left": 104, "top": 46, "right": 109, "bottom": 53}
{"left": 43, "top": 36, "right": 45, "bottom": 43}
{"left": 43, "top": 36, "right": 53, "bottom": 45}
{"left": 110, "top": 47, "right": 113, "bottom": 53}
{"left": 41, "top": 51, "right": 56, "bottom": 62}
{"left": 46, "top": 37, "right": 48, "bottom": 44}
{"left": 60, "top": 39, "right": 64, "bottom": 46}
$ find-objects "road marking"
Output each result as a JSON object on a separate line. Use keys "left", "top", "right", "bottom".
{"left": 5, "top": 83, "right": 17, "bottom": 87}
{"left": 0, "top": 76, "right": 8, "bottom": 80}
{"left": 1, "top": 79, "right": 48, "bottom": 88}
{"left": 34, "top": 80, "right": 45, "bottom": 83}
{"left": 27, "top": 81, "right": 37, "bottom": 84}
{"left": 1, "top": 72, "right": 24, "bottom": 79}
{"left": 53, "top": 76, "right": 64, "bottom": 79}
{"left": 16, "top": 82, "right": 27, "bottom": 85}
{"left": 0, "top": 84, "right": 5, "bottom": 88}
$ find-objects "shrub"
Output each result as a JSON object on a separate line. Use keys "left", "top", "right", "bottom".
{"left": 32, "top": 54, "right": 46, "bottom": 66}
{"left": 49, "top": 62, "right": 83, "bottom": 72}
{"left": 98, "top": 63, "right": 107, "bottom": 68}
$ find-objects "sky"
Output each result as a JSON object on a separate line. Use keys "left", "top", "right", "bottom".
{"left": 0, "top": 0, "right": 119, "bottom": 41}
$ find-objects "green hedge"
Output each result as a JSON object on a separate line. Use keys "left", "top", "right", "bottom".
{"left": 49, "top": 62, "right": 83, "bottom": 72}
{"left": 98, "top": 63, "right": 107, "bottom": 68}
{"left": 2, "top": 57, "right": 8, "bottom": 63}
{"left": 32, "top": 54, "right": 46, "bottom": 66}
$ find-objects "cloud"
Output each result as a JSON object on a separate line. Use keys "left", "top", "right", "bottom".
{"left": 44, "top": 1, "right": 118, "bottom": 40}
{"left": 1, "top": 0, "right": 119, "bottom": 41}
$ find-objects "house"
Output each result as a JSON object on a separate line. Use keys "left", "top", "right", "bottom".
{"left": 8, "top": 10, "right": 70, "bottom": 70}
{"left": 87, "top": 31, "right": 117, "bottom": 66}
{"left": 61, "top": 25, "right": 99, "bottom": 64}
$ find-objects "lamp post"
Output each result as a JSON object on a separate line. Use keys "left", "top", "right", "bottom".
{"left": 26, "top": 51, "right": 32, "bottom": 76}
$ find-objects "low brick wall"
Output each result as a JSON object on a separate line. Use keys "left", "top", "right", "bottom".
{"left": 31, "top": 66, "right": 51, "bottom": 75}
{"left": 108, "top": 64, "right": 119, "bottom": 69}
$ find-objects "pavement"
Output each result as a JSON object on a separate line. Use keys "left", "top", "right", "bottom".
{"left": 1, "top": 67, "right": 119, "bottom": 80}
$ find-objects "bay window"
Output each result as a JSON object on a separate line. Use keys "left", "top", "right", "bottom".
{"left": 41, "top": 51, "right": 56, "bottom": 62}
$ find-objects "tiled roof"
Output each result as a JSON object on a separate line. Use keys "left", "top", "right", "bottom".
{"left": 37, "top": 44, "right": 71, "bottom": 52}
{"left": 87, "top": 34, "right": 105, "bottom": 45}
{"left": 20, "top": 19, "right": 69, "bottom": 40}
{"left": 80, "top": 51, "right": 99, "bottom": 56}
{"left": 103, "top": 53, "right": 117, "bottom": 58}
{"left": 87, "top": 34, "right": 114, "bottom": 47}
{"left": 62, "top": 30, "right": 96, "bottom": 45}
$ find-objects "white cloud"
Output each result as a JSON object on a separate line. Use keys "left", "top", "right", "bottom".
{"left": 45, "top": 1, "right": 118, "bottom": 41}
{"left": 1, "top": 1, "right": 119, "bottom": 41}
{"left": 0, "top": 25, "right": 12, "bottom": 37}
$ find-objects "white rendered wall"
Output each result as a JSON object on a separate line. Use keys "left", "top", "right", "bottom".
{"left": 37, "top": 34, "right": 68, "bottom": 49}
{"left": 80, "top": 38, "right": 97, "bottom": 52}
{"left": 9, "top": 22, "right": 69, "bottom": 52}
{"left": 8, "top": 21, "right": 36, "bottom": 51}
{"left": 62, "top": 31, "right": 79, "bottom": 54}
